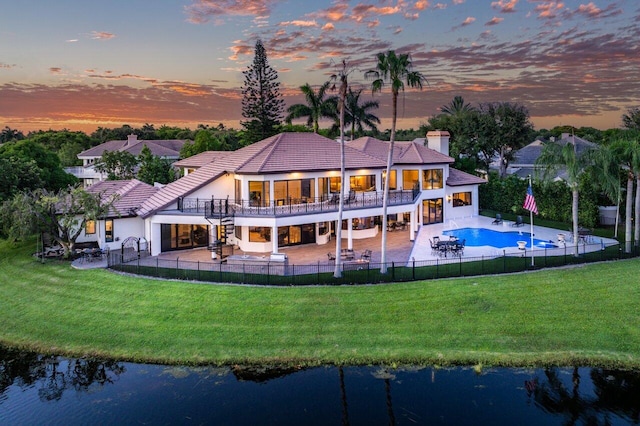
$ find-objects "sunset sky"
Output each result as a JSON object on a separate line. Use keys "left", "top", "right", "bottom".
{"left": 1, "top": 0, "right": 638, "bottom": 134}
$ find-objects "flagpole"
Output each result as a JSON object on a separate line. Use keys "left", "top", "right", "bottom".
{"left": 529, "top": 175, "right": 535, "bottom": 267}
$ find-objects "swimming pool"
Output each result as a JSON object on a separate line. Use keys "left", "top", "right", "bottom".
{"left": 443, "top": 227, "right": 557, "bottom": 249}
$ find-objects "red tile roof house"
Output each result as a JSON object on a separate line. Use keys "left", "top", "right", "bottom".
{"left": 67, "top": 134, "right": 188, "bottom": 187}
{"left": 122, "top": 130, "right": 486, "bottom": 258}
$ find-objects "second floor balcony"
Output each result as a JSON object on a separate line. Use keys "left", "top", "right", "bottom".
{"left": 177, "top": 189, "right": 420, "bottom": 219}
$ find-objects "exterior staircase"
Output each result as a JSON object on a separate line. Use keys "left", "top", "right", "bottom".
{"left": 210, "top": 215, "right": 235, "bottom": 259}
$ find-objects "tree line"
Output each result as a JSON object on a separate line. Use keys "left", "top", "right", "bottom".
{"left": 1, "top": 37, "right": 640, "bottom": 262}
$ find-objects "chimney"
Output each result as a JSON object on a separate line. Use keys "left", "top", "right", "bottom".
{"left": 124, "top": 134, "right": 138, "bottom": 147}
{"left": 426, "top": 130, "right": 450, "bottom": 157}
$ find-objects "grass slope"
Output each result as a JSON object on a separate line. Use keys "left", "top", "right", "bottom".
{"left": 1, "top": 238, "right": 639, "bottom": 367}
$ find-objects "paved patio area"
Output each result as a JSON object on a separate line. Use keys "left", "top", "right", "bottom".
{"left": 75, "top": 215, "right": 618, "bottom": 270}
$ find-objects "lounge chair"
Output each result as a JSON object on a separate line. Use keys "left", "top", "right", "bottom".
{"left": 512, "top": 216, "right": 524, "bottom": 227}
{"left": 492, "top": 214, "right": 503, "bottom": 225}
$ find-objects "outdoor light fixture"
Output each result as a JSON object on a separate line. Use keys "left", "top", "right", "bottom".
{"left": 446, "top": 195, "right": 452, "bottom": 203}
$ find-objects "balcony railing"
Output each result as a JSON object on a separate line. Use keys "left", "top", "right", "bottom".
{"left": 177, "top": 190, "right": 419, "bottom": 218}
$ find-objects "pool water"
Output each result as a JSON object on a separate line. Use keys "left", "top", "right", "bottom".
{"left": 443, "top": 228, "right": 557, "bottom": 249}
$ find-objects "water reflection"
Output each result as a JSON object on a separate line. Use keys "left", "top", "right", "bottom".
{"left": 1, "top": 346, "right": 639, "bottom": 425}
{"left": 527, "top": 367, "right": 640, "bottom": 425}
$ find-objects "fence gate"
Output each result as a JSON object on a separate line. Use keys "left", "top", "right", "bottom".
{"left": 120, "top": 237, "right": 140, "bottom": 263}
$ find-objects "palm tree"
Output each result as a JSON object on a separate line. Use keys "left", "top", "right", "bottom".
{"left": 285, "top": 82, "right": 337, "bottom": 133}
{"left": 333, "top": 62, "right": 349, "bottom": 278}
{"left": 536, "top": 135, "right": 593, "bottom": 256}
{"left": 591, "top": 143, "right": 623, "bottom": 238}
{"left": 441, "top": 95, "right": 473, "bottom": 116}
{"left": 366, "top": 50, "right": 424, "bottom": 273}
{"left": 610, "top": 135, "right": 640, "bottom": 253}
{"left": 344, "top": 88, "right": 380, "bottom": 138}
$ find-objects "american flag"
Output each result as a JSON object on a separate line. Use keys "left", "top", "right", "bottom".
{"left": 523, "top": 185, "right": 538, "bottom": 214}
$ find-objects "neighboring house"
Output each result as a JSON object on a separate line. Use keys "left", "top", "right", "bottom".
{"left": 505, "top": 133, "right": 597, "bottom": 181}
{"left": 120, "top": 131, "right": 486, "bottom": 257}
{"left": 76, "top": 179, "right": 158, "bottom": 251}
{"left": 66, "top": 134, "right": 188, "bottom": 187}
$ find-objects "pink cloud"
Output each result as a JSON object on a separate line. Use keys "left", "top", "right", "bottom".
{"left": 491, "top": 0, "right": 518, "bottom": 13}
{"left": 90, "top": 31, "right": 116, "bottom": 40}
{"left": 279, "top": 20, "right": 319, "bottom": 28}
{"left": 532, "top": 1, "right": 565, "bottom": 19}
{"left": 485, "top": 16, "right": 504, "bottom": 26}
{"left": 413, "top": 1, "right": 430, "bottom": 11}
{"left": 184, "top": 0, "right": 282, "bottom": 23}
{"left": 462, "top": 16, "right": 476, "bottom": 26}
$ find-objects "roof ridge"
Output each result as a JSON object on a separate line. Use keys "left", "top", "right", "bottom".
{"left": 252, "top": 133, "right": 283, "bottom": 172}
{"left": 228, "top": 133, "right": 280, "bottom": 172}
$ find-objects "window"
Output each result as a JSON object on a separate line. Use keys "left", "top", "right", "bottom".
{"left": 235, "top": 179, "right": 241, "bottom": 204}
{"left": 382, "top": 170, "right": 396, "bottom": 190}
{"left": 160, "top": 224, "right": 210, "bottom": 252}
{"left": 319, "top": 177, "right": 341, "bottom": 199}
{"left": 248, "top": 181, "right": 270, "bottom": 207}
{"left": 349, "top": 175, "right": 376, "bottom": 192}
{"left": 422, "top": 199, "right": 443, "bottom": 225}
{"left": 453, "top": 191, "right": 472, "bottom": 207}
{"left": 274, "top": 179, "right": 315, "bottom": 204}
{"left": 105, "top": 219, "right": 114, "bottom": 242}
{"left": 423, "top": 169, "right": 443, "bottom": 190}
{"left": 249, "top": 227, "right": 271, "bottom": 242}
{"left": 402, "top": 170, "right": 419, "bottom": 190}
{"left": 85, "top": 220, "right": 96, "bottom": 235}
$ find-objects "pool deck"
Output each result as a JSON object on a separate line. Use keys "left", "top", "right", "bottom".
{"left": 74, "top": 215, "right": 618, "bottom": 270}
{"left": 410, "top": 215, "right": 616, "bottom": 263}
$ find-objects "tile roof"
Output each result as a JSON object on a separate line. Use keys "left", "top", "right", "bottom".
{"left": 137, "top": 133, "right": 470, "bottom": 218}
{"left": 87, "top": 179, "right": 158, "bottom": 217}
{"left": 446, "top": 168, "right": 487, "bottom": 186}
{"left": 395, "top": 141, "right": 454, "bottom": 165}
{"left": 79, "top": 138, "right": 187, "bottom": 159}
{"left": 173, "top": 151, "right": 232, "bottom": 169}
{"left": 235, "top": 133, "right": 387, "bottom": 173}
{"left": 136, "top": 162, "right": 227, "bottom": 218}
{"left": 349, "top": 137, "right": 454, "bottom": 165}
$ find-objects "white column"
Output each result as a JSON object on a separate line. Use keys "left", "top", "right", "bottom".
{"left": 272, "top": 225, "right": 278, "bottom": 253}
{"left": 347, "top": 218, "right": 353, "bottom": 249}
{"left": 410, "top": 210, "right": 416, "bottom": 241}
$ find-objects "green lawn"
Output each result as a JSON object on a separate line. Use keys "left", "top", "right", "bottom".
{"left": 1, "top": 237, "right": 639, "bottom": 368}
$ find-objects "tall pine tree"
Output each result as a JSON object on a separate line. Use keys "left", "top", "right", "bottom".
{"left": 241, "top": 39, "right": 285, "bottom": 144}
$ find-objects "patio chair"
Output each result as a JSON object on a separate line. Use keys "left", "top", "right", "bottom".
{"left": 429, "top": 239, "right": 439, "bottom": 256}
{"left": 512, "top": 216, "right": 524, "bottom": 227}
{"left": 345, "top": 191, "right": 356, "bottom": 205}
{"left": 361, "top": 249, "right": 372, "bottom": 261}
{"left": 492, "top": 213, "right": 503, "bottom": 225}
{"left": 327, "top": 252, "right": 336, "bottom": 262}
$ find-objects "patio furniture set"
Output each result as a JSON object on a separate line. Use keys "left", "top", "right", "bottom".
{"left": 429, "top": 236, "right": 466, "bottom": 258}
{"left": 327, "top": 249, "right": 372, "bottom": 263}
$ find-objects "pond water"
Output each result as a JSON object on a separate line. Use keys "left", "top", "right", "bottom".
{"left": 1, "top": 346, "right": 638, "bottom": 425}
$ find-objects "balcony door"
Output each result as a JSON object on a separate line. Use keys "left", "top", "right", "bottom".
{"left": 422, "top": 198, "right": 443, "bottom": 225}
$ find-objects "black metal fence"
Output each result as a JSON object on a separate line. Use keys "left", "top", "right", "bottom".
{"left": 177, "top": 190, "right": 419, "bottom": 219}
{"left": 108, "top": 241, "right": 637, "bottom": 286}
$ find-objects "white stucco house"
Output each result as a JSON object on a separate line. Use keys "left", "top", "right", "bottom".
{"left": 79, "top": 131, "right": 486, "bottom": 258}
